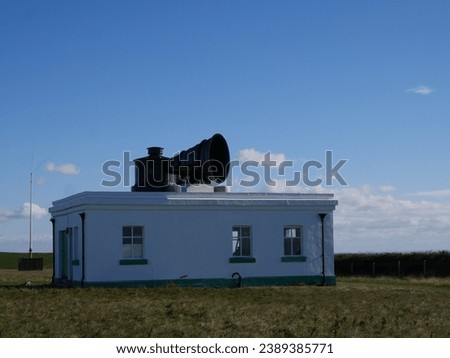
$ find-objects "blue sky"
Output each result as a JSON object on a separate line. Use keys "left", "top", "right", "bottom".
{"left": 1, "top": 0, "right": 449, "bottom": 253}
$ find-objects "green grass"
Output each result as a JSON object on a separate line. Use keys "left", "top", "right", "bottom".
{"left": 1, "top": 252, "right": 449, "bottom": 338}
{"left": 0, "top": 252, "right": 53, "bottom": 269}
{"left": 0, "top": 268, "right": 53, "bottom": 286}
{"left": 0, "top": 267, "right": 449, "bottom": 338}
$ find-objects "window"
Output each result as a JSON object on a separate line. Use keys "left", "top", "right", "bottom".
{"left": 232, "top": 225, "right": 252, "bottom": 257}
{"left": 284, "top": 226, "right": 302, "bottom": 256}
{"left": 122, "top": 226, "right": 143, "bottom": 259}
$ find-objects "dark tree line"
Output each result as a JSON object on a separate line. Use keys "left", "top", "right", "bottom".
{"left": 335, "top": 251, "right": 450, "bottom": 277}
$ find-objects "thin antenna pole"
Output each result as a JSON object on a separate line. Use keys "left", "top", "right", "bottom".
{"left": 26, "top": 145, "right": 48, "bottom": 258}
{"left": 29, "top": 171, "right": 33, "bottom": 258}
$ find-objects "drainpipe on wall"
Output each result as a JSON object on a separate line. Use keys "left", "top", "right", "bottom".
{"left": 319, "top": 213, "right": 327, "bottom": 286}
{"left": 50, "top": 218, "right": 55, "bottom": 286}
{"left": 79, "top": 213, "right": 86, "bottom": 288}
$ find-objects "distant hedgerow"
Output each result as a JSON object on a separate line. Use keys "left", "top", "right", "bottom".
{"left": 335, "top": 251, "right": 450, "bottom": 277}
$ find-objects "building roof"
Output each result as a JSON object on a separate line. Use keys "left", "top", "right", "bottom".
{"left": 49, "top": 191, "right": 338, "bottom": 214}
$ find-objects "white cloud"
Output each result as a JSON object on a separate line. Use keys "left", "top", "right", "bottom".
{"left": 238, "top": 148, "right": 286, "bottom": 165}
{"left": 46, "top": 162, "right": 80, "bottom": 175}
{"left": 20, "top": 202, "right": 48, "bottom": 219}
{"left": 0, "top": 208, "right": 15, "bottom": 222}
{"left": 333, "top": 187, "right": 450, "bottom": 252}
{"left": 0, "top": 202, "right": 48, "bottom": 222}
{"left": 412, "top": 189, "right": 450, "bottom": 197}
{"left": 232, "top": 180, "right": 450, "bottom": 253}
{"left": 0, "top": 234, "right": 52, "bottom": 252}
{"left": 379, "top": 185, "right": 395, "bottom": 193}
{"left": 406, "top": 85, "right": 434, "bottom": 95}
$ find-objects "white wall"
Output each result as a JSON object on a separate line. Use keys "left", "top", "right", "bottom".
{"left": 51, "top": 192, "right": 337, "bottom": 285}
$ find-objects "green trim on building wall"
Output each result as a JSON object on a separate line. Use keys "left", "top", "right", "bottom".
{"left": 281, "top": 256, "right": 307, "bottom": 262}
{"left": 76, "top": 275, "right": 336, "bottom": 288}
{"left": 229, "top": 257, "right": 256, "bottom": 263}
{"left": 119, "top": 259, "right": 149, "bottom": 265}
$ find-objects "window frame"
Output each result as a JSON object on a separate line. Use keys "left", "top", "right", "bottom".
{"left": 230, "top": 225, "right": 256, "bottom": 263}
{"left": 283, "top": 225, "right": 303, "bottom": 257}
{"left": 122, "top": 225, "right": 144, "bottom": 259}
{"left": 232, "top": 225, "right": 252, "bottom": 257}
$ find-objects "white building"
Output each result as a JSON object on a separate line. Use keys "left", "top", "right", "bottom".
{"left": 49, "top": 190, "right": 338, "bottom": 287}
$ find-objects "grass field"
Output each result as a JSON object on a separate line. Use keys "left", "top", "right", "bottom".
{"left": 0, "top": 252, "right": 53, "bottom": 269}
{"left": 0, "top": 261, "right": 449, "bottom": 338}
